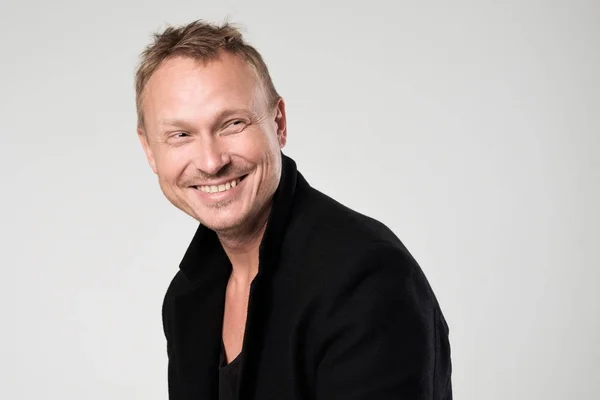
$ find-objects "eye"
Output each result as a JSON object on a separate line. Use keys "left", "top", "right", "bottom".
{"left": 166, "top": 131, "right": 191, "bottom": 141}
{"left": 165, "top": 131, "right": 191, "bottom": 145}
{"left": 222, "top": 119, "right": 248, "bottom": 134}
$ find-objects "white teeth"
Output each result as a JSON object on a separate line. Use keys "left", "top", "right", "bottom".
{"left": 198, "top": 177, "right": 242, "bottom": 194}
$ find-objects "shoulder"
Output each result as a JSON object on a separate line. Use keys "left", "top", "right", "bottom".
{"left": 280, "top": 181, "right": 441, "bottom": 316}
{"left": 161, "top": 271, "right": 187, "bottom": 339}
{"left": 162, "top": 269, "right": 195, "bottom": 303}
{"left": 292, "top": 183, "right": 400, "bottom": 244}
{"left": 321, "top": 241, "right": 437, "bottom": 315}
{"left": 287, "top": 183, "right": 424, "bottom": 280}
{"left": 161, "top": 268, "right": 207, "bottom": 339}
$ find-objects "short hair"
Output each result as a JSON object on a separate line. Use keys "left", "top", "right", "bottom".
{"left": 134, "top": 19, "right": 280, "bottom": 128}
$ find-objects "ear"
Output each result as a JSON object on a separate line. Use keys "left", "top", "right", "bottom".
{"left": 137, "top": 127, "right": 157, "bottom": 174}
{"left": 274, "top": 97, "right": 287, "bottom": 148}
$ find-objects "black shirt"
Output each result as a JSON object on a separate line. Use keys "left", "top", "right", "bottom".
{"left": 218, "top": 341, "right": 242, "bottom": 400}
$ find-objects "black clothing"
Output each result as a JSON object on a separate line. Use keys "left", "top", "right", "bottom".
{"left": 219, "top": 341, "right": 242, "bottom": 400}
{"left": 162, "top": 154, "right": 452, "bottom": 399}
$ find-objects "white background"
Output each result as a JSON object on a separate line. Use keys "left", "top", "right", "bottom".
{"left": 1, "top": 0, "right": 598, "bottom": 399}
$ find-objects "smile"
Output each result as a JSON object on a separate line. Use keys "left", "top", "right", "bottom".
{"left": 193, "top": 175, "right": 247, "bottom": 194}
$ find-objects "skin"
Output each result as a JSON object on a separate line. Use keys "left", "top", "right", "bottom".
{"left": 137, "top": 52, "right": 287, "bottom": 362}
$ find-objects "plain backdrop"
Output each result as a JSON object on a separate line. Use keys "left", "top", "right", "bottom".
{"left": 1, "top": 0, "right": 598, "bottom": 399}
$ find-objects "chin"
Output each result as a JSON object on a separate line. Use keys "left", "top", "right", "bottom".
{"left": 194, "top": 208, "right": 248, "bottom": 234}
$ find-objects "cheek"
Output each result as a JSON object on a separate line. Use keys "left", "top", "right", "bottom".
{"left": 154, "top": 147, "right": 190, "bottom": 185}
{"left": 226, "top": 134, "right": 262, "bottom": 161}
{"left": 233, "top": 129, "right": 280, "bottom": 160}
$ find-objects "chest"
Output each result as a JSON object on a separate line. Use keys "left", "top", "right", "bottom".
{"left": 167, "top": 259, "right": 323, "bottom": 399}
{"left": 221, "top": 284, "right": 250, "bottom": 364}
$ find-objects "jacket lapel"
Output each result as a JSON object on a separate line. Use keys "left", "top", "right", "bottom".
{"left": 238, "top": 154, "right": 299, "bottom": 397}
{"left": 172, "top": 228, "right": 231, "bottom": 398}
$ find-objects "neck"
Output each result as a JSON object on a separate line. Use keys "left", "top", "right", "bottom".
{"left": 217, "top": 204, "right": 271, "bottom": 286}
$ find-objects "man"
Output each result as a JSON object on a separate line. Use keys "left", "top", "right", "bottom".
{"left": 135, "top": 20, "right": 452, "bottom": 400}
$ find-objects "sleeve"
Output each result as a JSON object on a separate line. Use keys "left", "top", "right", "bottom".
{"left": 314, "top": 243, "right": 452, "bottom": 400}
{"left": 162, "top": 278, "right": 182, "bottom": 400}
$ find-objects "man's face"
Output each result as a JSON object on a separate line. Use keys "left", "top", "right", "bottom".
{"left": 138, "top": 53, "right": 287, "bottom": 234}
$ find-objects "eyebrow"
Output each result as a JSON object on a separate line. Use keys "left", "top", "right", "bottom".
{"left": 158, "top": 108, "right": 253, "bottom": 129}
{"left": 158, "top": 118, "right": 191, "bottom": 129}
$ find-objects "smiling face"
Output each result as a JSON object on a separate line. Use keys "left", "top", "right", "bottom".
{"left": 138, "top": 53, "right": 287, "bottom": 235}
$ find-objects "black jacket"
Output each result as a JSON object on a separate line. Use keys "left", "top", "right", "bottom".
{"left": 162, "top": 154, "right": 452, "bottom": 399}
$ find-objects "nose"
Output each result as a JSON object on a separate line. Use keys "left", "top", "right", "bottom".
{"left": 193, "top": 137, "right": 231, "bottom": 176}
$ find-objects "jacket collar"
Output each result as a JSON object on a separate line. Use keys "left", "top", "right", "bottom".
{"left": 178, "top": 153, "right": 299, "bottom": 284}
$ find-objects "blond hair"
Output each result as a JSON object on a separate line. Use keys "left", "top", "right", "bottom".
{"left": 134, "top": 19, "right": 280, "bottom": 128}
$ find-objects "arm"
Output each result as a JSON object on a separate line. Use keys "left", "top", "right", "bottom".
{"left": 315, "top": 243, "right": 452, "bottom": 399}
{"left": 162, "top": 280, "right": 182, "bottom": 400}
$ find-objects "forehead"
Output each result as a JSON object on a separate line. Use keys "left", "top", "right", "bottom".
{"left": 142, "top": 53, "right": 265, "bottom": 126}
